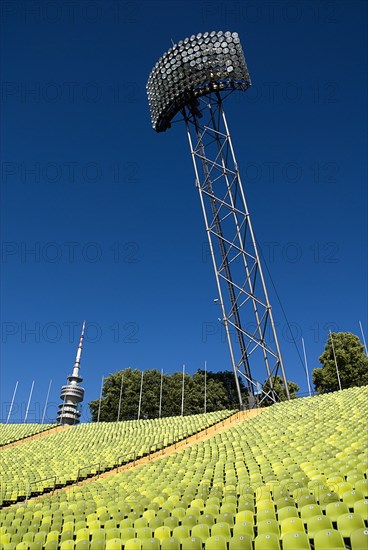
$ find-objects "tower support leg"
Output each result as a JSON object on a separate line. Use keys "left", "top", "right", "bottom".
{"left": 183, "top": 93, "right": 290, "bottom": 407}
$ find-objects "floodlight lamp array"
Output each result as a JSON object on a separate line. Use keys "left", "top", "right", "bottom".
{"left": 147, "top": 31, "right": 251, "bottom": 132}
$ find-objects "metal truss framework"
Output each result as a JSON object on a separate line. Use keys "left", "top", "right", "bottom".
{"left": 182, "top": 92, "right": 290, "bottom": 408}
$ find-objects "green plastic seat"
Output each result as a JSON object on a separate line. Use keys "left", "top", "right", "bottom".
{"left": 205, "top": 535, "right": 227, "bottom": 550}
{"left": 354, "top": 499, "right": 368, "bottom": 520}
{"left": 282, "top": 532, "right": 311, "bottom": 550}
{"left": 141, "top": 539, "right": 160, "bottom": 550}
{"left": 75, "top": 529, "right": 90, "bottom": 542}
{"left": 124, "top": 540, "right": 142, "bottom": 550}
{"left": 254, "top": 533, "right": 280, "bottom": 550}
{"left": 233, "top": 521, "right": 254, "bottom": 538}
{"left": 342, "top": 490, "right": 365, "bottom": 509}
{"left": 211, "top": 523, "right": 231, "bottom": 542}
{"left": 180, "top": 538, "right": 202, "bottom": 550}
{"left": 153, "top": 526, "right": 171, "bottom": 542}
{"left": 120, "top": 528, "right": 135, "bottom": 542}
{"left": 229, "top": 534, "right": 252, "bottom": 550}
{"left": 280, "top": 517, "right": 305, "bottom": 538}
{"left": 46, "top": 531, "right": 59, "bottom": 543}
{"left": 313, "top": 529, "right": 345, "bottom": 549}
{"left": 148, "top": 518, "right": 163, "bottom": 531}
{"left": 160, "top": 538, "right": 180, "bottom": 550}
{"left": 182, "top": 515, "right": 198, "bottom": 529}
{"left": 336, "top": 513, "right": 365, "bottom": 538}
{"left": 300, "top": 504, "right": 323, "bottom": 520}
{"left": 120, "top": 519, "right": 133, "bottom": 529}
{"left": 163, "top": 516, "right": 178, "bottom": 530}
{"left": 135, "top": 528, "right": 153, "bottom": 540}
{"left": 325, "top": 501, "right": 349, "bottom": 521}
{"left": 60, "top": 541, "right": 75, "bottom": 550}
{"left": 191, "top": 524, "right": 210, "bottom": 543}
{"left": 105, "top": 539, "right": 121, "bottom": 550}
{"left": 277, "top": 506, "right": 299, "bottom": 521}
{"left": 134, "top": 518, "right": 148, "bottom": 530}
{"left": 257, "top": 518, "right": 279, "bottom": 536}
{"left": 306, "top": 515, "right": 333, "bottom": 538}
{"left": 350, "top": 527, "right": 368, "bottom": 550}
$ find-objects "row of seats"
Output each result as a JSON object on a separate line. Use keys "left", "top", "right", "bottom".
{"left": 0, "top": 386, "right": 367, "bottom": 549}
{"left": 0, "top": 424, "right": 56, "bottom": 447}
{"left": 1, "top": 410, "right": 234, "bottom": 504}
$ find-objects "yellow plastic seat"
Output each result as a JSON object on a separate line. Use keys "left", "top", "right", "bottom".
{"left": 254, "top": 533, "right": 280, "bottom": 550}
{"left": 229, "top": 534, "right": 252, "bottom": 550}
{"left": 306, "top": 515, "right": 333, "bottom": 538}
{"left": 280, "top": 517, "right": 305, "bottom": 538}
{"left": 336, "top": 513, "right": 365, "bottom": 538}
{"left": 350, "top": 527, "right": 368, "bottom": 550}
{"left": 282, "top": 532, "right": 311, "bottom": 550}
{"left": 153, "top": 526, "right": 171, "bottom": 542}
{"left": 313, "top": 529, "right": 345, "bottom": 550}
{"left": 205, "top": 535, "right": 227, "bottom": 550}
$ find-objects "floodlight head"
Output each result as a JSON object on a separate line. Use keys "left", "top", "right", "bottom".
{"left": 147, "top": 31, "right": 251, "bottom": 132}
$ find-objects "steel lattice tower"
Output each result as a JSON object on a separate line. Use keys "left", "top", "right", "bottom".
{"left": 147, "top": 31, "right": 290, "bottom": 407}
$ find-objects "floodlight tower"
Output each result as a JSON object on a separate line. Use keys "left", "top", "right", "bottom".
{"left": 147, "top": 31, "right": 290, "bottom": 408}
{"left": 57, "top": 321, "right": 86, "bottom": 425}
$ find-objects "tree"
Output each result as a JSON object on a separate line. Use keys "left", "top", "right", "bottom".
{"left": 198, "top": 370, "right": 248, "bottom": 408}
{"left": 313, "top": 332, "right": 368, "bottom": 393}
{"left": 261, "top": 375, "right": 299, "bottom": 406}
{"left": 89, "top": 368, "right": 233, "bottom": 422}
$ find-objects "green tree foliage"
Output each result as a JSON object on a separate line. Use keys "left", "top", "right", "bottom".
{"left": 89, "top": 368, "right": 238, "bottom": 422}
{"left": 261, "top": 375, "right": 299, "bottom": 406}
{"left": 313, "top": 332, "right": 368, "bottom": 393}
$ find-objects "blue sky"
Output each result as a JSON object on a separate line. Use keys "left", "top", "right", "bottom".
{"left": 1, "top": 0, "right": 367, "bottom": 422}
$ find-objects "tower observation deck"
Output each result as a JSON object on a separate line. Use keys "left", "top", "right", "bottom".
{"left": 57, "top": 321, "right": 86, "bottom": 425}
{"left": 147, "top": 31, "right": 290, "bottom": 408}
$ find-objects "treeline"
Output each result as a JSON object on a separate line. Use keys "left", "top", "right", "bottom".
{"left": 89, "top": 368, "right": 248, "bottom": 422}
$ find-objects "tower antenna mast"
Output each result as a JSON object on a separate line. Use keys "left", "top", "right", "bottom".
{"left": 57, "top": 321, "right": 86, "bottom": 424}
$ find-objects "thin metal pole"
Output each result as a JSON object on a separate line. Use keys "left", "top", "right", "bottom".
{"left": 24, "top": 381, "right": 35, "bottom": 423}
{"left": 329, "top": 331, "right": 342, "bottom": 391}
{"left": 41, "top": 380, "right": 52, "bottom": 424}
{"left": 181, "top": 364, "right": 185, "bottom": 416}
{"left": 97, "top": 376, "right": 104, "bottom": 422}
{"left": 159, "top": 369, "right": 163, "bottom": 418}
{"left": 359, "top": 320, "right": 368, "bottom": 355}
{"left": 6, "top": 381, "right": 18, "bottom": 424}
{"left": 204, "top": 360, "right": 207, "bottom": 414}
{"left": 117, "top": 373, "right": 124, "bottom": 422}
{"left": 137, "top": 371, "right": 144, "bottom": 420}
{"left": 301, "top": 338, "right": 312, "bottom": 397}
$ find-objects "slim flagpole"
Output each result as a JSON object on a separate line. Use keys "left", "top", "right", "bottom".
{"left": 41, "top": 380, "right": 52, "bottom": 424}
{"left": 204, "top": 360, "right": 207, "bottom": 413}
{"left": 6, "top": 381, "right": 18, "bottom": 424}
{"left": 117, "top": 372, "right": 124, "bottom": 422}
{"left": 329, "top": 330, "right": 342, "bottom": 391}
{"left": 159, "top": 369, "right": 163, "bottom": 418}
{"left": 137, "top": 371, "right": 144, "bottom": 420}
{"left": 181, "top": 364, "right": 185, "bottom": 416}
{"left": 24, "top": 381, "right": 35, "bottom": 423}
{"left": 301, "top": 338, "right": 312, "bottom": 397}
{"left": 359, "top": 320, "right": 368, "bottom": 355}
{"left": 97, "top": 375, "right": 104, "bottom": 422}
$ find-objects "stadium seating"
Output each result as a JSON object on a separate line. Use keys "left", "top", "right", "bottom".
{"left": 0, "top": 424, "right": 56, "bottom": 446}
{"left": 0, "top": 386, "right": 366, "bottom": 549}
{"left": 1, "top": 410, "right": 233, "bottom": 504}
